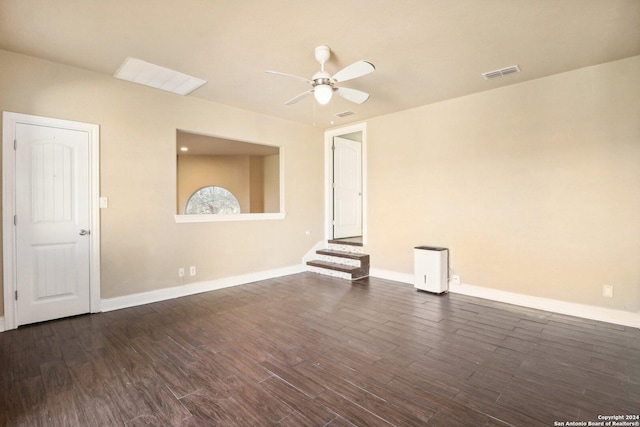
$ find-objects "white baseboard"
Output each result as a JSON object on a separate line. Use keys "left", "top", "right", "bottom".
{"left": 0, "top": 317, "right": 4, "bottom": 332}
{"left": 101, "top": 264, "right": 306, "bottom": 313}
{"left": 370, "top": 268, "right": 640, "bottom": 329}
{"left": 370, "top": 268, "right": 413, "bottom": 285}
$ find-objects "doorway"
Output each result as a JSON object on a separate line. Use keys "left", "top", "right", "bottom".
{"left": 2, "top": 112, "right": 101, "bottom": 330}
{"left": 324, "top": 123, "right": 367, "bottom": 244}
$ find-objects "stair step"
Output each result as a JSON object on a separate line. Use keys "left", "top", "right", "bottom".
{"left": 307, "top": 260, "right": 358, "bottom": 273}
{"left": 316, "top": 249, "right": 370, "bottom": 261}
{"left": 328, "top": 239, "right": 363, "bottom": 247}
{"left": 306, "top": 260, "right": 369, "bottom": 280}
{"left": 308, "top": 239, "right": 370, "bottom": 281}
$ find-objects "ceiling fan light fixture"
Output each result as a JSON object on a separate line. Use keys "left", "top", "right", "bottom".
{"left": 314, "top": 84, "right": 333, "bottom": 105}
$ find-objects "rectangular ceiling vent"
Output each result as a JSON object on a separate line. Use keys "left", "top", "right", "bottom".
{"left": 482, "top": 65, "right": 521, "bottom": 80}
{"left": 335, "top": 111, "right": 356, "bottom": 118}
{"left": 114, "top": 57, "right": 207, "bottom": 95}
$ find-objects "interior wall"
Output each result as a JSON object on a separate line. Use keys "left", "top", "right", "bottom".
{"left": 365, "top": 55, "right": 640, "bottom": 313}
{"left": 176, "top": 155, "right": 252, "bottom": 213}
{"left": 263, "top": 154, "right": 280, "bottom": 213}
{"left": 0, "top": 49, "right": 324, "bottom": 310}
{"left": 249, "top": 157, "right": 264, "bottom": 213}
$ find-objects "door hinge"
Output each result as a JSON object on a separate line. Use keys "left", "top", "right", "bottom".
{"left": 13, "top": 139, "right": 17, "bottom": 150}
{"left": 331, "top": 144, "right": 335, "bottom": 151}
{"left": 13, "top": 215, "right": 16, "bottom": 226}
{"left": 15, "top": 290, "right": 18, "bottom": 300}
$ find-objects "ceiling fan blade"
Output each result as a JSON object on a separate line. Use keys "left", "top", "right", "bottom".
{"left": 335, "top": 87, "right": 370, "bottom": 104}
{"left": 331, "top": 60, "right": 375, "bottom": 83}
{"left": 285, "top": 89, "right": 313, "bottom": 105}
{"left": 265, "top": 70, "right": 313, "bottom": 84}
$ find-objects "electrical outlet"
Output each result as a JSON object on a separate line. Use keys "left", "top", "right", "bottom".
{"left": 178, "top": 268, "right": 185, "bottom": 278}
{"left": 603, "top": 285, "right": 613, "bottom": 298}
{"left": 451, "top": 275, "right": 461, "bottom": 285}
{"left": 189, "top": 266, "right": 197, "bottom": 276}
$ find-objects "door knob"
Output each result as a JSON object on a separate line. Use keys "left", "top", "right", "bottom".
{"left": 79, "top": 229, "right": 90, "bottom": 236}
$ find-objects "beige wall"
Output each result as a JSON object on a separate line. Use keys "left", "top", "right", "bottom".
{"left": 249, "top": 157, "right": 264, "bottom": 213}
{"left": 176, "top": 155, "right": 254, "bottom": 214}
{"left": 263, "top": 154, "right": 280, "bottom": 213}
{"left": 365, "top": 55, "right": 640, "bottom": 312}
{"left": 0, "top": 49, "right": 324, "bottom": 311}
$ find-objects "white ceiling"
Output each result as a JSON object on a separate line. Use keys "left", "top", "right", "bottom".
{"left": 1, "top": 0, "right": 639, "bottom": 128}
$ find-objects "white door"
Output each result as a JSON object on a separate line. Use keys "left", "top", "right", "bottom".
{"left": 14, "top": 123, "right": 91, "bottom": 326}
{"left": 333, "top": 136, "right": 362, "bottom": 239}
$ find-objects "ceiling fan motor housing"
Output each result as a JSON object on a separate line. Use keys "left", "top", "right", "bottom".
{"left": 314, "top": 46, "right": 332, "bottom": 89}
{"left": 312, "top": 70, "right": 332, "bottom": 88}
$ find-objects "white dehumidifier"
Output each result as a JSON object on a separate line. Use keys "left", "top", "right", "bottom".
{"left": 414, "top": 246, "right": 449, "bottom": 294}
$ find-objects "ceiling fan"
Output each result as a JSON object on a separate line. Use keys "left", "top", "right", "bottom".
{"left": 266, "top": 45, "right": 375, "bottom": 106}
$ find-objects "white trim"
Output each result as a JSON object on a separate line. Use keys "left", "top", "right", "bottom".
{"left": 100, "top": 264, "right": 305, "bottom": 312}
{"left": 175, "top": 212, "right": 286, "bottom": 223}
{"left": 324, "top": 123, "right": 368, "bottom": 244}
{"left": 0, "top": 317, "right": 4, "bottom": 332}
{"left": 2, "top": 113, "right": 16, "bottom": 330}
{"left": 370, "top": 268, "right": 640, "bottom": 329}
{"left": 450, "top": 283, "right": 640, "bottom": 329}
{"left": 370, "top": 268, "right": 414, "bottom": 285}
{"left": 2, "top": 112, "right": 101, "bottom": 331}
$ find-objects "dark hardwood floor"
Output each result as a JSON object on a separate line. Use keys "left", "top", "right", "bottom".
{"left": 1, "top": 273, "right": 638, "bottom": 426}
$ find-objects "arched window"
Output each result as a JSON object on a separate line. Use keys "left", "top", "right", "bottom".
{"left": 185, "top": 186, "right": 241, "bottom": 215}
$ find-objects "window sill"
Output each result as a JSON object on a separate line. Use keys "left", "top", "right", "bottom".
{"left": 174, "top": 212, "right": 286, "bottom": 223}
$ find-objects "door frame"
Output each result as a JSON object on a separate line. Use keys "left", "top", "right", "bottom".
{"left": 2, "top": 112, "right": 101, "bottom": 330}
{"left": 324, "top": 122, "right": 367, "bottom": 244}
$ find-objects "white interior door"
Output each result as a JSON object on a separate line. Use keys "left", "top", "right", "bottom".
{"left": 333, "top": 136, "right": 362, "bottom": 239}
{"left": 14, "top": 122, "right": 91, "bottom": 326}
